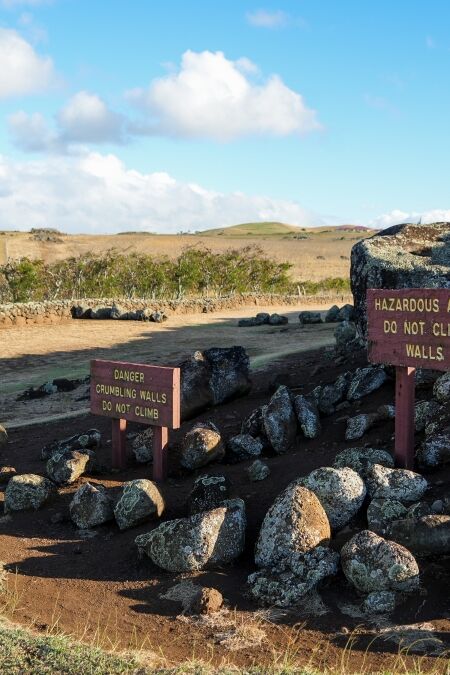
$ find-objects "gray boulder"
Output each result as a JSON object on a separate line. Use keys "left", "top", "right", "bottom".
{"left": 90, "top": 305, "right": 112, "bottom": 320}
{"left": 227, "top": 434, "right": 263, "bottom": 461}
{"left": 136, "top": 498, "right": 245, "bottom": 572}
{"left": 114, "top": 479, "right": 164, "bottom": 530}
{"left": 351, "top": 222, "right": 450, "bottom": 337}
{"left": 263, "top": 386, "right": 297, "bottom": 454}
{"left": 238, "top": 317, "right": 258, "bottom": 327}
{"left": 298, "top": 311, "right": 322, "bottom": 324}
{"left": 313, "top": 372, "right": 351, "bottom": 415}
{"left": 297, "top": 466, "right": 366, "bottom": 530}
{"left": 433, "top": 372, "right": 450, "bottom": 403}
{"left": 241, "top": 407, "right": 264, "bottom": 438}
{"left": 337, "top": 304, "right": 355, "bottom": 322}
{"left": 4, "top": 474, "right": 55, "bottom": 513}
{"left": 366, "top": 498, "right": 408, "bottom": 535}
{"left": 362, "top": 590, "right": 396, "bottom": 614}
{"left": 46, "top": 449, "right": 93, "bottom": 485}
{"left": 131, "top": 427, "right": 153, "bottom": 463}
{"left": 255, "top": 312, "right": 270, "bottom": 325}
{"left": 386, "top": 515, "right": 450, "bottom": 556}
{"left": 41, "top": 429, "right": 101, "bottom": 461}
{"left": 341, "top": 530, "right": 420, "bottom": 593}
{"left": 334, "top": 321, "right": 362, "bottom": 353}
{"left": 293, "top": 395, "right": 321, "bottom": 439}
{"left": 255, "top": 484, "right": 330, "bottom": 568}
{"left": 333, "top": 447, "right": 394, "bottom": 479}
{"left": 180, "top": 423, "right": 225, "bottom": 470}
{"left": 187, "top": 474, "right": 230, "bottom": 515}
{"left": 417, "top": 430, "right": 450, "bottom": 468}
{"left": 415, "top": 400, "right": 442, "bottom": 432}
{"left": 268, "top": 313, "right": 288, "bottom": 326}
{"left": 347, "top": 366, "right": 388, "bottom": 401}
{"left": 324, "top": 305, "right": 340, "bottom": 322}
{"left": 366, "top": 465, "right": 428, "bottom": 502}
{"left": 247, "top": 459, "right": 270, "bottom": 482}
{"left": 69, "top": 482, "right": 114, "bottom": 529}
{"left": 345, "top": 413, "right": 380, "bottom": 440}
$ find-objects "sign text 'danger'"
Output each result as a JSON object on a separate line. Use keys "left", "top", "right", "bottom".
{"left": 367, "top": 288, "right": 450, "bottom": 370}
{"left": 90, "top": 359, "right": 181, "bottom": 428}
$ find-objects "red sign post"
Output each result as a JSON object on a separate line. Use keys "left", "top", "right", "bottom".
{"left": 90, "top": 359, "right": 180, "bottom": 481}
{"left": 367, "top": 288, "right": 450, "bottom": 469}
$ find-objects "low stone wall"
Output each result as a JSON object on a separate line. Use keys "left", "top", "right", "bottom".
{"left": 0, "top": 293, "right": 353, "bottom": 328}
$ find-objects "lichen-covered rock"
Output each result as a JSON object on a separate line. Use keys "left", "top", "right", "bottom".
{"left": 417, "top": 430, "right": 450, "bottom": 468}
{"left": 314, "top": 372, "right": 351, "bottom": 416}
{"left": 41, "top": 429, "right": 101, "bottom": 461}
{"left": 338, "top": 304, "right": 355, "bottom": 322}
{"left": 114, "top": 479, "right": 164, "bottom": 530}
{"left": 345, "top": 413, "right": 380, "bottom": 440}
{"left": 347, "top": 366, "right": 388, "bottom": 401}
{"left": 363, "top": 590, "right": 396, "bottom": 614}
{"left": 341, "top": 530, "right": 420, "bottom": 593}
{"left": 69, "top": 482, "right": 114, "bottom": 529}
{"left": 187, "top": 474, "right": 230, "bottom": 514}
{"left": 227, "top": 434, "right": 263, "bottom": 461}
{"left": 248, "top": 546, "right": 339, "bottom": 607}
{"left": 351, "top": 223, "right": 450, "bottom": 337}
{"left": 433, "top": 371, "right": 450, "bottom": 403}
{"left": 293, "top": 395, "right": 321, "bottom": 439}
{"left": 366, "top": 499, "right": 408, "bottom": 535}
{"left": 334, "top": 447, "right": 394, "bottom": 479}
{"left": 0, "top": 424, "right": 7, "bottom": 449}
{"left": 299, "top": 311, "right": 322, "bottom": 324}
{"left": 324, "top": 305, "right": 340, "bottom": 323}
{"left": 4, "top": 474, "right": 55, "bottom": 513}
{"left": 262, "top": 386, "right": 297, "bottom": 454}
{"left": 131, "top": 427, "right": 153, "bottom": 463}
{"left": 241, "top": 407, "right": 264, "bottom": 438}
{"left": 180, "top": 423, "right": 225, "bottom": 470}
{"left": 297, "top": 467, "right": 366, "bottom": 530}
{"left": 415, "top": 400, "right": 442, "bottom": 432}
{"left": 136, "top": 498, "right": 245, "bottom": 572}
{"left": 334, "top": 321, "right": 362, "bottom": 353}
{"left": 367, "top": 465, "right": 428, "bottom": 502}
{"left": 255, "top": 485, "right": 330, "bottom": 568}
{"left": 268, "top": 313, "right": 288, "bottom": 326}
{"left": 247, "top": 459, "right": 270, "bottom": 482}
{"left": 386, "top": 515, "right": 450, "bottom": 556}
{"left": 46, "top": 449, "right": 93, "bottom": 485}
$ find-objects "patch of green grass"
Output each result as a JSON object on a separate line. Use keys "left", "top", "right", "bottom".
{"left": 198, "top": 222, "right": 302, "bottom": 237}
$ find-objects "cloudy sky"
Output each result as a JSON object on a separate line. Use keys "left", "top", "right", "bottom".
{"left": 0, "top": 0, "right": 449, "bottom": 233}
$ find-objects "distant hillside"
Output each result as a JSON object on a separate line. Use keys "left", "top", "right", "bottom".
{"left": 198, "top": 222, "right": 303, "bottom": 237}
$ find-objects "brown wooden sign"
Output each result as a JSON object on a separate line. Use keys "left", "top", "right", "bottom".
{"left": 368, "top": 288, "right": 450, "bottom": 370}
{"left": 90, "top": 359, "right": 180, "bottom": 480}
{"left": 367, "top": 288, "right": 450, "bottom": 471}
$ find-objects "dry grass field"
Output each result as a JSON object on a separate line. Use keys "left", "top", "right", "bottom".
{"left": 0, "top": 223, "right": 376, "bottom": 282}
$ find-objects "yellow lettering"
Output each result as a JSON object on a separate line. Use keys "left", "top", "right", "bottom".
{"left": 375, "top": 298, "right": 381, "bottom": 310}
{"left": 437, "top": 346, "right": 444, "bottom": 361}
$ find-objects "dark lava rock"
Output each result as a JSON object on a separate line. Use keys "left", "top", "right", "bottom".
{"left": 187, "top": 474, "right": 230, "bottom": 514}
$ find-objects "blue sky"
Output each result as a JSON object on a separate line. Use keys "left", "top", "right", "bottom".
{"left": 0, "top": 0, "right": 449, "bottom": 233}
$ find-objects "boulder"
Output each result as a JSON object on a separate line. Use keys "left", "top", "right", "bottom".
{"left": 366, "top": 465, "right": 428, "bottom": 502}
{"left": 262, "top": 386, "right": 297, "bottom": 454}
{"left": 333, "top": 447, "right": 394, "bottom": 479}
{"left": 268, "top": 313, "right": 288, "bottom": 326}
{"left": 417, "top": 430, "right": 450, "bottom": 469}
{"left": 341, "top": 530, "right": 420, "bottom": 593}
{"left": 434, "top": 372, "right": 450, "bottom": 403}
{"left": 293, "top": 395, "right": 321, "bottom": 439}
{"left": 345, "top": 413, "right": 380, "bottom": 440}
{"left": 0, "top": 466, "right": 16, "bottom": 485}
{"left": 298, "top": 311, "right": 322, "bottom": 324}
{"left": 255, "top": 312, "right": 270, "bottom": 325}
{"left": 187, "top": 587, "right": 223, "bottom": 615}
{"left": 255, "top": 484, "right": 330, "bottom": 568}
{"left": 415, "top": 400, "right": 442, "bottom": 432}
{"left": 69, "top": 482, "right": 114, "bottom": 529}
{"left": 347, "top": 366, "right": 388, "bottom": 401}
{"left": 131, "top": 427, "right": 153, "bottom": 463}
{"left": 366, "top": 499, "right": 408, "bottom": 535}
{"left": 337, "top": 304, "right": 355, "bottom": 322}
{"left": 297, "top": 467, "right": 366, "bottom": 530}
{"left": 46, "top": 449, "right": 93, "bottom": 485}
{"left": 180, "top": 423, "right": 225, "bottom": 470}
{"left": 241, "top": 407, "right": 264, "bottom": 438}
{"left": 386, "top": 515, "right": 450, "bottom": 556}
{"left": 187, "top": 474, "right": 230, "bottom": 515}
{"left": 4, "top": 474, "right": 55, "bottom": 513}
{"left": 238, "top": 317, "right": 258, "bottom": 327}
{"left": 351, "top": 223, "right": 450, "bottom": 337}
{"left": 247, "top": 460, "right": 270, "bottom": 482}
{"left": 41, "top": 429, "right": 101, "bottom": 461}
{"left": 114, "top": 479, "right": 164, "bottom": 530}
{"left": 324, "top": 305, "right": 340, "bottom": 323}
{"left": 90, "top": 305, "right": 112, "bottom": 320}
{"left": 313, "top": 372, "right": 351, "bottom": 415}
{"left": 0, "top": 424, "right": 7, "bottom": 449}
{"left": 362, "top": 591, "right": 396, "bottom": 614}
{"left": 227, "top": 434, "right": 263, "bottom": 461}
{"left": 136, "top": 498, "right": 245, "bottom": 572}
{"left": 334, "top": 321, "right": 363, "bottom": 354}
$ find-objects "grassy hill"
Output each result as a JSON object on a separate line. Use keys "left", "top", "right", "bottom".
{"left": 198, "top": 221, "right": 303, "bottom": 237}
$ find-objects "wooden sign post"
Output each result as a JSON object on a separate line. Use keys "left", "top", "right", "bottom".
{"left": 367, "top": 288, "right": 450, "bottom": 469}
{"left": 90, "top": 359, "right": 180, "bottom": 481}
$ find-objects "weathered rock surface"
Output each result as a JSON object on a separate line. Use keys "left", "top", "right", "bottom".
{"left": 136, "top": 499, "right": 245, "bottom": 572}
{"left": 299, "top": 311, "right": 322, "bottom": 324}
{"left": 341, "top": 530, "right": 420, "bottom": 593}
{"left": 262, "top": 386, "right": 297, "bottom": 454}
{"left": 293, "top": 395, "right": 321, "bottom": 439}
{"left": 362, "top": 590, "right": 396, "bottom": 614}
{"left": 268, "top": 313, "right": 288, "bottom": 326}
{"left": 180, "top": 423, "right": 225, "bottom": 470}
{"left": 386, "top": 515, "right": 450, "bottom": 556}
{"left": 345, "top": 413, "right": 380, "bottom": 440}
{"left": 297, "top": 467, "right": 366, "bottom": 530}
{"left": 417, "top": 430, "right": 450, "bottom": 468}
{"left": 241, "top": 407, "right": 264, "bottom": 438}
{"left": 313, "top": 372, "right": 351, "bottom": 415}
{"left": 247, "top": 459, "right": 270, "bottom": 482}
{"left": 187, "top": 587, "right": 223, "bottom": 615}
{"left": 46, "top": 449, "right": 93, "bottom": 485}
{"left": 114, "top": 479, "right": 164, "bottom": 530}
{"left": 366, "top": 498, "right": 408, "bottom": 535}
{"left": 41, "top": 429, "right": 101, "bottom": 461}
{"left": 0, "top": 466, "right": 16, "bottom": 484}
{"left": 187, "top": 474, "right": 230, "bottom": 514}
{"left": 325, "top": 305, "right": 340, "bottom": 322}
{"left": 131, "top": 427, "right": 153, "bottom": 463}
{"left": 0, "top": 424, "right": 7, "bottom": 449}
{"left": 227, "top": 434, "right": 263, "bottom": 461}
{"left": 255, "top": 484, "right": 330, "bottom": 568}
{"left": 334, "top": 321, "right": 363, "bottom": 354}
{"left": 69, "top": 482, "right": 114, "bottom": 529}
{"left": 351, "top": 223, "right": 450, "bottom": 337}
{"left": 338, "top": 304, "right": 355, "bottom": 322}
{"left": 334, "top": 447, "right": 394, "bottom": 479}
{"left": 367, "top": 465, "right": 428, "bottom": 502}
{"left": 347, "top": 366, "right": 388, "bottom": 401}
{"left": 414, "top": 400, "right": 442, "bottom": 433}
{"left": 433, "top": 371, "right": 450, "bottom": 403}
{"left": 4, "top": 474, "right": 55, "bottom": 513}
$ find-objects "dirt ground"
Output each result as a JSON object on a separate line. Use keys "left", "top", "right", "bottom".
{"left": 0, "top": 312, "right": 449, "bottom": 672}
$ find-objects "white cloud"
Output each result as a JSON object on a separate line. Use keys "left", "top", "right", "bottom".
{"left": 128, "top": 50, "right": 321, "bottom": 141}
{"left": 0, "top": 28, "right": 55, "bottom": 98}
{"left": 370, "top": 208, "right": 450, "bottom": 229}
{"left": 0, "top": 152, "right": 326, "bottom": 233}
{"left": 246, "top": 9, "right": 289, "bottom": 28}
{"left": 9, "top": 91, "right": 126, "bottom": 151}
